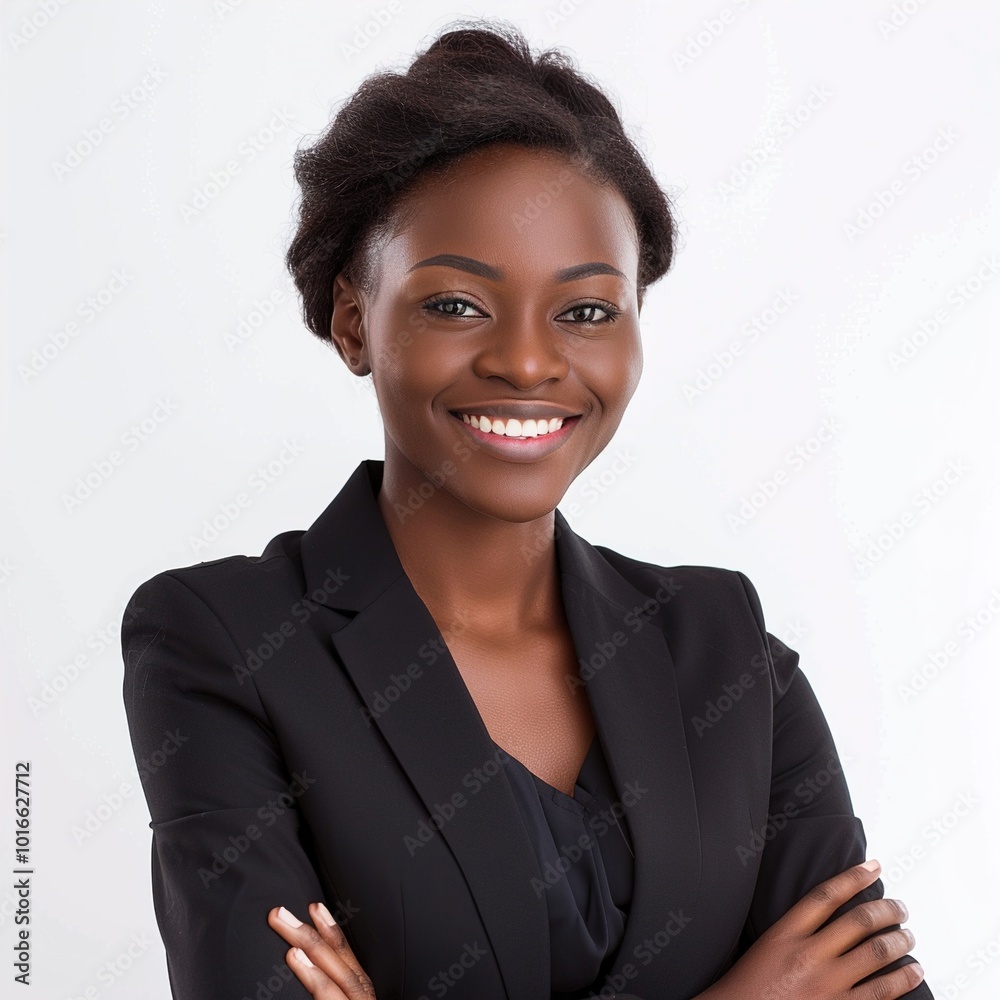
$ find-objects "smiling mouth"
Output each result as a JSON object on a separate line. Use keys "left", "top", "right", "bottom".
{"left": 450, "top": 411, "right": 578, "bottom": 439}
{"left": 447, "top": 410, "right": 583, "bottom": 458}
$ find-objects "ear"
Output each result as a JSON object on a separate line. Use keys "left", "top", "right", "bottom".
{"left": 330, "top": 272, "right": 372, "bottom": 376}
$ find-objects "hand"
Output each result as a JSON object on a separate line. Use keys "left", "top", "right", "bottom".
{"left": 268, "top": 902, "right": 377, "bottom": 999}
{"left": 702, "top": 860, "right": 925, "bottom": 999}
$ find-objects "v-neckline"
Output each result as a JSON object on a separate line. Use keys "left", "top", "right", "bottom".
{"left": 495, "top": 731, "right": 600, "bottom": 801}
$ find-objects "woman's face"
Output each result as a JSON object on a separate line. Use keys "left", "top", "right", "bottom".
{"left": 332, "top": 142, "right": 644, "bottom": 524}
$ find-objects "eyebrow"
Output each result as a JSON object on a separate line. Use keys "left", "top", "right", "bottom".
{"left": 408, "top": 254, "right": 627, "bottom": 284}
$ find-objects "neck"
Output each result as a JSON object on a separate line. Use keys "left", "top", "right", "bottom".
{"left": 376, "top": 457, "right": 564, "bottom": 639}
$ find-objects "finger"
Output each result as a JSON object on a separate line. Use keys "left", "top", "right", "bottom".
{"left": 268, "top": 907, "right": 376, "bottom": 998}
{"left": 771, "top": 860, "right": 884, "bottom": 937}
{"left": 816, "top": 896, "right": 910, "bottom": 956}
{"left": 849, "top": 958, "right": 925, "bottom": 1000}
{"left": 842, "top": 926, "right": 918, "bottom": 985}
{"left": 286, "top": 945, "right": 351, "bottom": 1000}
{"left": 309, "top": 902, "right": 367, "bottom": 978}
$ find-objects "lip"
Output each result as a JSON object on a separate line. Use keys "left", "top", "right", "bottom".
{"left": 449, "top": 410, "right": 582, "bottom": 462}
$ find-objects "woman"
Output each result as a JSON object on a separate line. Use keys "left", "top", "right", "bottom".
{"left": 121, "top": 20, "right": 932, "bottom": 1000}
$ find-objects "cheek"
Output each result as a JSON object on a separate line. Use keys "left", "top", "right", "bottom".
{"left": 590, "top": 339, "right": 643, "bottom": 414}
{"left": 370, "top": 335, "right": 452, "bottom": 423}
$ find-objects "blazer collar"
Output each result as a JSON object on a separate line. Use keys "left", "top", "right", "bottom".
{"left": 299, "top": 459, "right": 702, "bottom": 999}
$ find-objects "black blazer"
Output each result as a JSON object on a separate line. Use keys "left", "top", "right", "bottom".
{"left": 122, "top": 458, "right": 931, "bottom": 1000}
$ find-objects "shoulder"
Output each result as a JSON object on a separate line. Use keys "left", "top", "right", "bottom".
{"left": 121, "top": 528, "right": 310, "bottom": 642}
{"left": 590, "top": 542, "right": 768, "bottom": 636}
{"left": 589, "top": 541, "right": 799, "bottom": 701}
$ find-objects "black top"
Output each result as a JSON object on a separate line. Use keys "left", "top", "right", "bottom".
{"left": 494, "top": 732, "right": 636, "bottom": 996}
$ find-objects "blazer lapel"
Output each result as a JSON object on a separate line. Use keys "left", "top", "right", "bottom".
{"left": 299, "top": 459, "right": 702, "bottom": 996}
{"left": 554, "top": 533, "right": 703, "bottom": 987}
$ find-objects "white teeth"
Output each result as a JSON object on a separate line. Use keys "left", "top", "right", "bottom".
{"left": 459, "top": 413, "right": 566, "bottom": 438}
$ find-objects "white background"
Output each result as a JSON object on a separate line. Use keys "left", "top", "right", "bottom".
{"left": 2, "top": 0, "right": 998, "bottom": 997}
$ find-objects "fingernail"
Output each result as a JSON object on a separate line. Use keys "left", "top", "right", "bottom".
{"left": 277, "top": 906, "right": 303, "bottom": 928}
{"left": 315, "top": 902, "right": 338, "bottom": 927}
{"left": 860, "top": 858, "right": 881, "bottom": 872}
{"left": 911, "top": 962, "right": 924, "bottom": 977}
{"left": 294, "top": 947, "right": 314, "bottom": 968}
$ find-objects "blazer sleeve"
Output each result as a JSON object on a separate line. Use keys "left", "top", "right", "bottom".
{"left": 734, "top": 572, "right": 934, "bottom": 998}
{"left": 121, "top": 571, "right": 325, "bottom": 1000}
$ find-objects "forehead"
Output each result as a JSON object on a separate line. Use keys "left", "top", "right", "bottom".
{"left": 380, "top": 144, "right": 640, "bottom": 280}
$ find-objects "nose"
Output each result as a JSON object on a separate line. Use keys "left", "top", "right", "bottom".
{"left": 470, "top": 310, "right": 571, "bottom": 389}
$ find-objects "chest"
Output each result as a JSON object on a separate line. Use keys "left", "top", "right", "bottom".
{"left": 441, "top": 623, "right": 596, "bottom": 797}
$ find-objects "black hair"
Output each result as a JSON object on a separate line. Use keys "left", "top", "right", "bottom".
{"left": 285, "top": 17, "right": 678, "bottom": 349}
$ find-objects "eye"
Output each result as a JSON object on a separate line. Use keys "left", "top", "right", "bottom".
{"left": 556, "top": 301, "right": 622, "bottom": 325}
{"left": 422, "top": 295, "right": 622, "bottom": 325}
{"left": 423, "top": 295, "right": 488, "bottom": 318}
